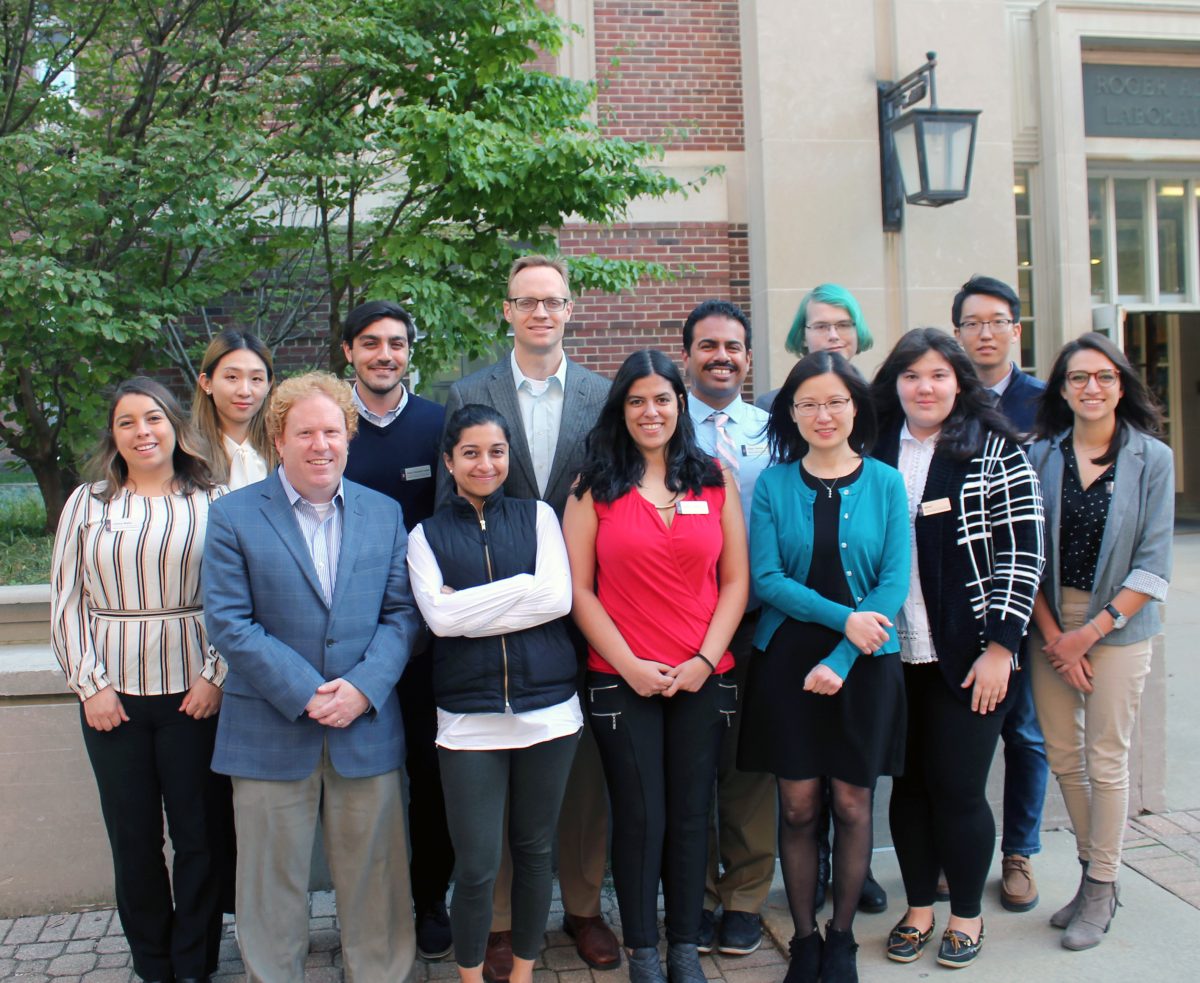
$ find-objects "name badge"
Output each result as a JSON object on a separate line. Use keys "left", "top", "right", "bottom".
{"left": 676, "top": 500, "right": 710, "bottom": 516}
{"left": 919, "top": 497, "right": 952, "bottom": 517}
{"left": 106, "top": 517, "right": 140, "bottom": 533}
{"left": 403, "top": 465, "right": 432, "bottom": 481}
{"left": 1105, "top": 481, "right": 1115, "bottom": 495}
{"left": 741, "top": 442, "right": 769, "bottom": 458}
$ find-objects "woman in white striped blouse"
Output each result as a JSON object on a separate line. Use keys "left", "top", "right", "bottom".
{"left": 191, "top": 329, "right": 275, "bottom": 491}
{"left": 51, "top": 378, "right": 227, "bottom": 983}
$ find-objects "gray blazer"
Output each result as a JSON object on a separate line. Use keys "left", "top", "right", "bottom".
{"left": 1027, "top": 427, "right": 1174, "bottom": 644}
{"left": 437, "top": 353, "right": 611, "bottom": 517}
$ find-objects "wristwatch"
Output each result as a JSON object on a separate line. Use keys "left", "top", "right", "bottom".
{"left": 1104, "top": 602, "right": 1128, "bottom": 630}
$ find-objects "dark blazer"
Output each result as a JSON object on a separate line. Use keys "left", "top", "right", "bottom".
{"left": 997, "top": 364, "right": 1046, "bottom": 438}
{"left": 203, "top": 471, "right": 420, "bottom": 781}
{"left": 437, "top": 353, "right": 610, "bottom": 517}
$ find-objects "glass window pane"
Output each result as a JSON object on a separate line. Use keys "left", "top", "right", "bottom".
{"left": 1157, "top": 181, "right": 1186, "bottom": 297}
{"left": 1088, "top": 178, "right": 1107, "bottom": 301}
{"left": 1014, "top": 167, "right": 1035, "bottom": 370}
{"left": 1113, "top": 179, "right": 1146, "bottom": 299}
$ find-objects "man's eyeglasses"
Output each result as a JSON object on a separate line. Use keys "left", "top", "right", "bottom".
{"left": 792, "top": 397, "right": 853, "bottom": 417}
{"left": 806, "top": 321, "right": 856, "bottom": 335}
{"left": 507, "top": 296, "right": 570, "bottom": 313}
{"left": 958, "top": 318, "right": 1014, "bottom": 335}
{"left": 1065, "top": 370, "right": 1119, "bottom": 389}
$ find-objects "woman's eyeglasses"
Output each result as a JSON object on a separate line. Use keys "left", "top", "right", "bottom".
{"left": 792, "top": 397, "right": 852, "bottom": 417}
{"left": 1065, "top": 370, "right": 1119, "bottom": 389}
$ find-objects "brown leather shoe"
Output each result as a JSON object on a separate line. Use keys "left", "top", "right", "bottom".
{"left": 483, "top": 930, "right": 514, "bottom": 983}
{"left": 1001, "top": 854, "right": 1039, "bottom": 912}
{"left": 563, "top": 913, "right": 621, "bottom": 970}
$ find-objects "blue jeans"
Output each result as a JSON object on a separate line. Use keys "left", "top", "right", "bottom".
{"left": 1000, "top": 664, "right": 1049, "bottom": 856}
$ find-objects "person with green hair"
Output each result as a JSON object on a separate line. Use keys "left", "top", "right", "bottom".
{"left": 755, "top": 284, "right": 874, "bottom": 411}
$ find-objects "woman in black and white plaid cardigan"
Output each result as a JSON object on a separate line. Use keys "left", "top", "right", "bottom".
{"left": 870, "top": 328, "right": 1046, "bottom": 970}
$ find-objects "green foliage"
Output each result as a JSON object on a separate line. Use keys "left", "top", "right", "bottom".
{"left": 0, "top": 0, "right": 691, "bottom": 530}
{"left": 0, "top": 485, "right": 53, "bottom": 585}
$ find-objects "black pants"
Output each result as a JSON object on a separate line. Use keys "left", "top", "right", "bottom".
{"left": 889, "top": 663, "right": 1008, "bottom": 919}
{"left": 80, "top": 693, "right": 223, "bottom": 980}
{"left": 398, "top": 645, "right": 456, "bottom": 911}
{"left": 438, "top": 732, "right": 580, "bottom": 966}
{"left": 587, "top": 671, "right": 734, "bottom": 948}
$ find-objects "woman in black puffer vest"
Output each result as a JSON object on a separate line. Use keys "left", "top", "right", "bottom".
{"left": 407, "top": 403, "right": 581, "bottom": 983}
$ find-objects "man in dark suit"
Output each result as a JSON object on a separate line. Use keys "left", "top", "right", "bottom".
{"left": 437, "top": 255, "right": 618, "bottom": 980}
{"left": 204, "top": 372, "right": 421, "bottom": 983}
{"left": 952, "top": 275, "right": 1049, "bottom": 914}
{"left": 341, "top": 300, "right": 455, "bottom": 962}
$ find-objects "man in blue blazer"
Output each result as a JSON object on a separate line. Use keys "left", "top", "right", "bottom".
{"left": 204, "top": 372, "right": 420, "bottom": 983}
{"left": 436, "top": 255, "right": 618, "bottom": 981}
{"left": 952, "top": 275, "right": 1049, "bottom": 915}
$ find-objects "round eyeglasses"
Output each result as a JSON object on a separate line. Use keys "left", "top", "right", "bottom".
{"left": 507, "top": 296, "right": 570, "bottom": 313}
{"left": 1065, "top": 370, "right": 1119, "bottom": 389}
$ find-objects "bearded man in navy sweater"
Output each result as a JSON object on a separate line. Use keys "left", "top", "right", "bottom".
{"left": 341, "top": 299, "right": 453, "bottom": 961}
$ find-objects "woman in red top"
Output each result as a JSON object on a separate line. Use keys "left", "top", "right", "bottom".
{"left": 564, "top": 349, "right": 749, "bottom": 983}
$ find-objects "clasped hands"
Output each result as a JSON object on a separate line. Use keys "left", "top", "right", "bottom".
{"left": 306, "top": 678, "right": 369, "bottom": 728}
{"left": 624, "top": 655, "right": 714, "bottom": 698}
{"left": 1042, "top": 628, "right": 1095, "bottom": 694}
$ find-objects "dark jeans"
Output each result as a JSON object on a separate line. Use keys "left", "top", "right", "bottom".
{"left": 587, "top": 670, "right": 735, "bottom": 948}
{"left": 438, "top": 731, "right": 580, "bottom": 966}
{"left": 399, "top": 644, "right": 456, "bottom": 910}
{"left": 1000, "top": 664, "right": 1049, "bottom": 856}
{"left": 889, "top": 664, "right": 1007, "bottom": 919}
{"left": 81, "top": 693, "right": 223, "bottom": 981}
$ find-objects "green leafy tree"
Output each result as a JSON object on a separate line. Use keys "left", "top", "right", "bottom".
{"left": 0, "top": 0, "right": 687, "bottom": 532}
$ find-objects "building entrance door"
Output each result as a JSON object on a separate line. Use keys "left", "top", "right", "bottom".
{"left": 1124, "top": 311, "right": 1197, "bottom": 508}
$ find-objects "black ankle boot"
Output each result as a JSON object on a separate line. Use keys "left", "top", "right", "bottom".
{"left": 783, "top": 928, "right": 822, "bottom": 983}
{"left": 820, "top": 923, "right": 859, "bottom": 983}
{"left": 666, "top": 942, "right": 706, "bottom": 983}
{"left": 627, "top": 947, "right": 666, "bottom": 983}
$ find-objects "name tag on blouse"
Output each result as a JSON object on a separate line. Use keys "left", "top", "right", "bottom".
{"left": 919, "top": 497, "right": 952, "bottom": 517}
{"left": 106, "top": 517, "right": 140, "bottom": 533}
{"left": 741, "top": 442, "right": 769, "bottom": 458}
{"left": 677, "top": 500, "right": 710, "bottom": 515}
{"left": 403, "top": 465, "right": 432, "bottom": 481}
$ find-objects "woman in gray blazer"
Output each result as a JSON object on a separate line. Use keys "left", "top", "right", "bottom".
{"left": 1027, "top": 332, "right": 1173, "bottom": 953}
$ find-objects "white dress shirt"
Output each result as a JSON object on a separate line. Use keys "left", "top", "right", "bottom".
{"left": 278, "top": 467, "right": 344, "bottom": 607}
{"left": 351, "top": 382, "right": 408, "bottom": 428}
{"left": 221, "top": 433, "right": 269, "bottom": 491}
{"left": 510, "top": 351, "right": 567, "bottom": 498}
{"left": 407, "top": 500, "right": 582, "bottom": 750}
{"left": 897, "top": 422, "right": 938, "bottom": 664}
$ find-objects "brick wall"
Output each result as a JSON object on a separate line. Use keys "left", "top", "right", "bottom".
{"left": 561, "top": 221, "right": 752, "bottom": 390}
{"left": 593, "top": 0, "right": 744, "bottom": 151}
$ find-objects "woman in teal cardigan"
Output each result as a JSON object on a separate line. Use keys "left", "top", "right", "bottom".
{"left": 740, "top": 352, "right": 909, "bottom": 983}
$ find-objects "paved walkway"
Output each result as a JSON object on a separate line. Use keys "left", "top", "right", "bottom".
{"left": 4, "top": 806, "right": 1199, "bottom": 982}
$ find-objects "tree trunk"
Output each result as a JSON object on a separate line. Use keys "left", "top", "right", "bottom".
{"left": 27, "top": 452, "right": 75, "bottom": 536}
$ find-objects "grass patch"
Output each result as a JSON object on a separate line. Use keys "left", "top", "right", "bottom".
{"left": 0, "top": 485, "right": 54, "bottom": 585}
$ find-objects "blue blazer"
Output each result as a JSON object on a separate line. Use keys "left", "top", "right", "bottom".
{"left": 203, "top": 471, "right": 420, "bottom": 781}
{"left": 751, "top": 457, "right": 911, "bottom": 680}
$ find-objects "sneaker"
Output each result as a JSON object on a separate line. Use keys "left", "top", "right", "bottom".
{"left": 936, "top": 923, "right": 984, "bottom": 969}
{"left": 885, "top": 919, "right": 934, "bottom": 963}
{"left": 717, "top": 910, "right": 762, "bottom": 956}
{"left": 697, "top": 909, "right": 717, "bottom": 955}
{"left": 416, "top": 902, "right": 452, "bottom": 960}
{"left": 1000, "top": 855, "right": 1039, "bottom": 912}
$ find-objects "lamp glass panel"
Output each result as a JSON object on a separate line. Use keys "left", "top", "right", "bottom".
{"left": 891, "top": 118, "right": 921, "bottom": 197}
{"left": 922, "top": 118, "right": 974, "bottom": 192}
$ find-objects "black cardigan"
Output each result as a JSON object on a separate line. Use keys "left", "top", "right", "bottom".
{"left": 875, "top": 423, "right": 1046, "bottom": 705}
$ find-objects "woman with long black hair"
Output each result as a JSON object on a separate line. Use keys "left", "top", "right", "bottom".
{"left": 563, "top": 350, "right": 748, "bottom": 983}
{"left": 871, "top": 329, "right": 1045, "bottom": 970}
{"left": 1027, "top": 332, "right": 1173, "bottom": 950}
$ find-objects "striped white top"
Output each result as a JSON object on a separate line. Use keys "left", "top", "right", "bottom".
{"left": 50, "top": 483, "right": 228, "bottom": 700}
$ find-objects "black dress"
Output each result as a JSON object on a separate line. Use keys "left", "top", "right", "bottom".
{"left": 739, "top": 463, "right": 905, "bottom": 786}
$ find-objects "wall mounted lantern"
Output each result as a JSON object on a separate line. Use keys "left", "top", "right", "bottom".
{"left": 878, "top": 52, "right": 981, "bottom": 231}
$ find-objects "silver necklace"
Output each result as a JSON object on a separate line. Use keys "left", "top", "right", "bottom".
{"left": 814, "top": 475, "right": 840, "bottom": 499}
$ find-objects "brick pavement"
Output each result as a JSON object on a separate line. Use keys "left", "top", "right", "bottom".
{"left": 6, "top": 809, "right": 1200, "bottom": 982}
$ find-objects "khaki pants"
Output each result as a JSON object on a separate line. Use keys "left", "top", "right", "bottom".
{"left": 1030, "top": 587, "right": 1151, "bottom": 882}
{"left": 232, "top": 746, "right": 415, "bottom": 983}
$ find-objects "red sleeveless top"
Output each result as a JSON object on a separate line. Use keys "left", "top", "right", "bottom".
{"left": 588, "top": 482, "right": 734, "bottom": 675}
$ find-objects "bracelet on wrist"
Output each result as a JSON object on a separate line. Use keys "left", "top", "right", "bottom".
{"left": 693, "top": 652, "right": 717, "bottom": 673}
{"left": 1086, "top": 618, "right": 1105, "bottom": 641}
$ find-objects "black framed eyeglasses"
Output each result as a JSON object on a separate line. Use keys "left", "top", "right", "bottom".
{"left": 507, "top": 296, "right": 570, "bottom": 313}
